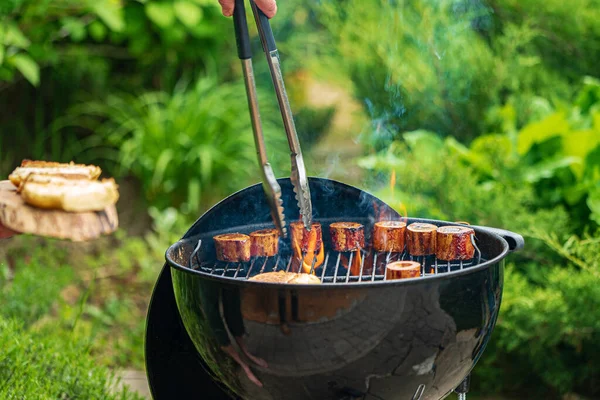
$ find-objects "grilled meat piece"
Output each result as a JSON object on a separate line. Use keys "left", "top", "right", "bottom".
{"left": 214, "top": 233, "right": 251, "bottom": 262}
{"left": 290, "top": 221, "right": 322, "bottom": 253}
{"left": 435, "top": 226, "right": 475, "bottom": 260}
{"left": 373, "top": 221, "right": 406, "bottom": 252}
{"left": 249, "top": 229, "right": 279, "bottom": 257}
{"left": 407, "top": 223, "right": 437, "bottom": 256}
{"left": 248, "top": 270, "right": 321, "bottom": 284}
{"left": 329, "top": 222, "right": 365, "bottom": 252}
{"left": 385, "top": 261, "right": 421, "bottom": 280}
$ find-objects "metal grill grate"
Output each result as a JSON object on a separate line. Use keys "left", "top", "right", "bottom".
{"left": 187, "top": 235, "right": 483, "bottom": 283}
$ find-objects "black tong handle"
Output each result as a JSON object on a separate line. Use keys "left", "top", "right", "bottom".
{"left": 251, "top": 1, "right": 277, "bottom": 52}
{"left": 233, "top": 0, "right": 277, "bottom": 58}
{"left": 233, "top": 0, "right": 252, "bottom": 59}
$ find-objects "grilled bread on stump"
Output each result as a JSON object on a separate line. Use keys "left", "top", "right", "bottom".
{"left": 18, "top": 174, "right": 119, "bottom": 212}
{"left": 9, "top": 160, "right": 102, "bottom": 187}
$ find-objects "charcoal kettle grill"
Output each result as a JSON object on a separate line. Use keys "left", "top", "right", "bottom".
{"left": 145, "top": 2, "right": 523, "bottom": 398}
{"left": 145, "top": 178, "right": 523, "bottom": 400}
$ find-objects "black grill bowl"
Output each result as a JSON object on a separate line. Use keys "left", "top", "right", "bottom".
{"left": 163, "top": 178, "right": 523, "bottom": 400}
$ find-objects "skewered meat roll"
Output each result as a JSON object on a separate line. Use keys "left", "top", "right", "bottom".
{"left": 435, "top": 226, "right": 475, "bottom": 260}
{"left": 290, "top": 221, "right": 322, "bottom": 253}
{"left": 385, "top": 261, "right": 421, "bottom": 280}
{"left": 373, "top": 221, "right": 406, "bottom": 252}
{"left": 250, "top": 229, "right": 279, "bottom": 257}
{"left": 214, "top": 233, "right": 251, "bottom": 262}
{"left": 406, "top": 223, "right": 437, "bottom": 256}
{"left": 329, "top": 222, "right": 365, "bottom": 252}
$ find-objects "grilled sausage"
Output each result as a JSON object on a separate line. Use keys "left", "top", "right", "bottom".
{"left": 290, "top": 221, "right": 323, "bottom": 253}
{"left": 329, "top": 222, "right": 365, "bottom": 252}
{"left": 435, "top": 226, "right": 475, "bottom": 260}
{"left": 406, "top": 223, "right": 437, "bottom": 256}
{"left": 249, "top": 229, "right": 279, "bottom": 257}
{"left": 214, "top": 233, "right": 251, "bottom": 262}
{"left": 385, "top": 261, "right": 421, "bottom": 280}
{"left": 373, "top": 221, "right": 406, "bottom": 252}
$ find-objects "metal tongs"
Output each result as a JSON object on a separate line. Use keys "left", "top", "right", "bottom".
{"left": 232, "top": 0, "right": 313, "bottom": 238}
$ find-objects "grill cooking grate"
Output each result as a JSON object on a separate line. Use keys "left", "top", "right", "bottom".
{"left": 187, "top": 235, "right": 483, "bottom": 283}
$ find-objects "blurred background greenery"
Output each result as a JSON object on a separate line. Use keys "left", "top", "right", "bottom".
{"left": 0, "top": 0, "right": 599, "bottom": 398}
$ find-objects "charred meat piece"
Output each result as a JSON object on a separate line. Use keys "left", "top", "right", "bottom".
{"left": 329, "top": 222, "right": 365, "bottom": 252}
{"left": 435, "top": 226, "right": 475, "bottom": 260}
{"left": 214, "top": 233, "right": 251, "bottom": 262}
{"left": 250, "top": 229, "right": 279, "bottom": 257}
{"left": 373, "top": 221, "right": 406, "bottom": 252}
{"left": 385, "top": 261, "right": 421, "bottom": 280}
{"left": 407, "top": 223, "right": 437, "bottom": 256}
{"left": 290, "top": 221, "right": 322, "bottom": 253}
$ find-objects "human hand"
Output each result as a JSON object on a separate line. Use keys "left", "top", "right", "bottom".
{"left": 0, "top": 223, "right": 19, "bottom": 239}
{"left": 218, "top": 0, "right": 277, "bottom": 18}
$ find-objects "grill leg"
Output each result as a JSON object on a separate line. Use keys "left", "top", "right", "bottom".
{"left": 454, "top": 374, "right": 470, "bottom": 400}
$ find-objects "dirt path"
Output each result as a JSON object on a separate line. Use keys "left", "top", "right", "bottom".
{"left": 302, "top": 79, "right": 367, "bottom": 185}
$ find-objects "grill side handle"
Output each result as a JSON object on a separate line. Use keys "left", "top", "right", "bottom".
{"left": 473, "top": 226, "right": 524, "bottom": 252}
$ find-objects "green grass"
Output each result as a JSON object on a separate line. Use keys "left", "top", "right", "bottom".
{"left": 0, "top": 315, "right": 143, "bottom": 399}
{"left": 0, "top": 227, "right": 171, "bottom": 371}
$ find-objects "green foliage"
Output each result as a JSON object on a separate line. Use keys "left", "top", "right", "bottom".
{"left": 0, "top": 256, "right": 74, "bottom": 325}
{"left": 0, "top": 0, "right": 234, "bottom": 178}
{"left": 315, "top": 0, "right": 599, "bottom": 143}
{"left": 58, "top": 74, "right": 287, "bottom": 215}
{"left": 479, "top": 232, "right": 600, "bottom": 396}
{"left": 0, "top": 202, "right": 202, "bottom": 370}
{"left": 0, "top": 0, "right": 230, "bottom": 88}
{"left": 360, "top": 80, "right": 600, "bottom": 233}
{"left": 464, "top": 78, "right": 600, "bottom": 230}
{"left": 0, "top": 316, "right": 143, "bottom": 399}
{"left": 357, "top": 81, "right": 600, "bottom": 397}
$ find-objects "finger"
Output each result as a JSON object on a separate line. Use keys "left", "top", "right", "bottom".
{"left": 254, "top": 0, "right": 277, "bottom": 18}
{"left": 218, "top": 0, "right": 234, "bottom": 17}
{"left": 242, "top": 365, "right": 263, "bottom": 388}
{"left": 235, "top": 337, "right": 269, "bottom": 368}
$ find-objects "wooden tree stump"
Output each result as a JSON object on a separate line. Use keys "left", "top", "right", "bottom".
{"left": 0, "top": 180, "right": 118, "bottom": 242}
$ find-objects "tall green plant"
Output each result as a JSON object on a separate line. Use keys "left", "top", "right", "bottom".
{"left": 60, "top": 75, "right": 287, "bottom": 215}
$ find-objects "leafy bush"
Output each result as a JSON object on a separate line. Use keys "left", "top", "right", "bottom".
{"left": 0, "top": 0, "right": 230, "bottom": 88}
{"left": 360, "top": 79, "right": 600, "bottom": 232}
{"left": 356, "top": 81, "right": 600, "bottom": 397}
{"left": 315, "top": 0, "right": 599, "bottom": 143}
{"left": 0, "top": 0, "right": 233, "bottom": 177}
{"left": 56, "top": 74, "right": 288, "bottom": 215}
{"left": 0, "top": 316, "right": 143, "bottom": 400}
{"left": 480, "top": 233, "right": 600, "bottom": 397}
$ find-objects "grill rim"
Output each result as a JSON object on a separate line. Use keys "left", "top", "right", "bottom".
{"left": 166, "top": 217, "right": 511, "bottom": 289}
